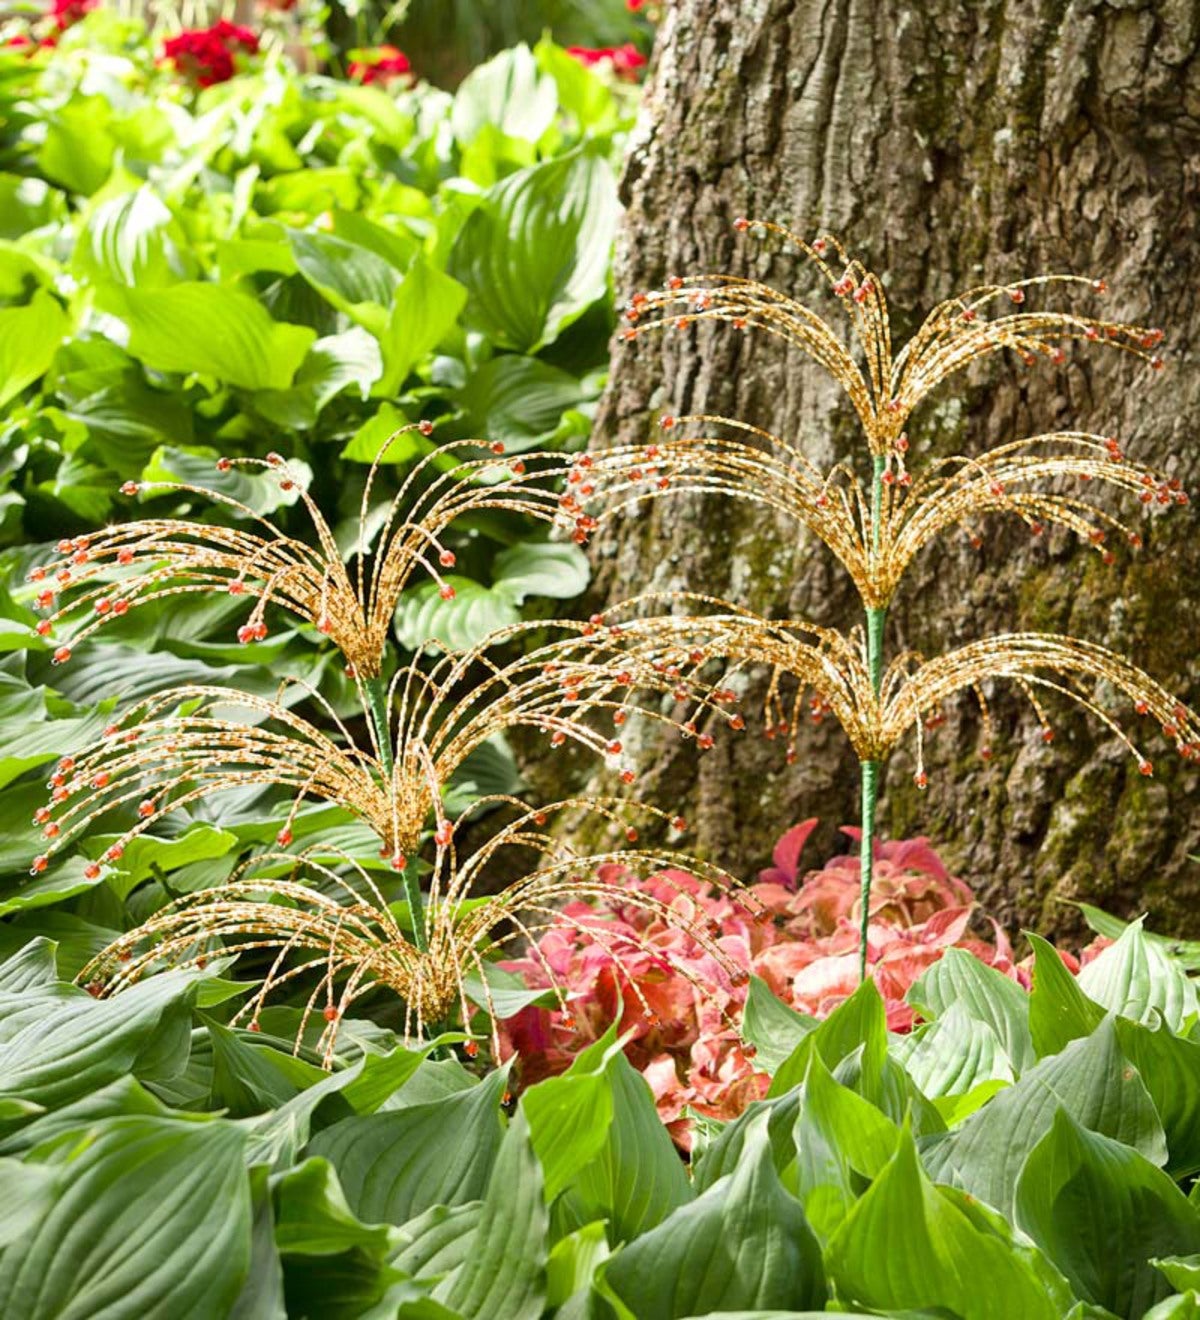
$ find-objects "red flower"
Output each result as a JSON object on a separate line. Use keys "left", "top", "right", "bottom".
{"left": 49, "top": 0, "right": 95, "bottom": 30}
{"left": 566, "top": 42, "right": 647, "bottom": 81}
{"left": 347, "top": 45, "right": 412, "bottom": 86}
{"left": 161, "top": 20, "right": 259, "bottom": 88}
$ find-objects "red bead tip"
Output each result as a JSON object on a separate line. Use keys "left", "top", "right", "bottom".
{"left": 438, "top": 584, "right": 455, "bottom": 601}
{"left": 322, "top": 1006, "right": 339, "bottom": 1022}
{"left": 418, "top": 420, "right": 434, "bottom": 436}
{"left": 120, "top": 481, "right": 139, "bottom": 496}
{"left": 276, "top": 828, "right": 293, "bottom": 847}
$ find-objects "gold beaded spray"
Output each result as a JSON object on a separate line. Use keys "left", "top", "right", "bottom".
{"left": 33, "top": 428, "right": 755, "bottom": 1050}
{"left": 598, "top": 220, "right": 1194, "bottom": 974}
{"left": 77, "top": 801, "right": 751, "bottom": 1066}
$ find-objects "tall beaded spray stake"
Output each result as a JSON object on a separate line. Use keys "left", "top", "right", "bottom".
{"left": 30, "top": 426, "right": 759, "bottom": 1056}
{"left": 588, "top": 220, "right": 1197, "bottom": 976}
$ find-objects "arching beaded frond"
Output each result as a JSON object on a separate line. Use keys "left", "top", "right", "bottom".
{"left": 29, "top": 614, "right": 744, "bottom": 878}
{"left": 28, "top": 427, "right": 572, "bottom": 678}
{"left": 620, "top": 220, "right": 1164, "bottom": 457}
{"left": 76, "top": 802, "right": 754, "bottom": 1065}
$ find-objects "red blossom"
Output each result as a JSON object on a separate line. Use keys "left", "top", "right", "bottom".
{"left": 499, "top": 819, "right": 1109, "bottom": 1146}
{"left": 161, "top": 20, "right": 259, "bottom": 88}
{"left": 49, "top": 0, "right": 95, "bottom": 30}
{"left": 347, "top": 45, "right": 412, "bottom": 86}
{"left": 566, "top": 42, "right": 647, "bottom": 81}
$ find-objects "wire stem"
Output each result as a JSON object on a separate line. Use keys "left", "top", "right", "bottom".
{"left": 860, "top": 454, "right": 888, "bottom": 981}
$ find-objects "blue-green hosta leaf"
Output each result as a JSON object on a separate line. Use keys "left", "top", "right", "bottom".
{"left": 1116, "top": 1017, "right": 1200, "bottom": 1178}
{"left": 451, "top": 45, "right": 558, "bottom": 146}
{"left": 1077, "top": 919, "right": 1198, "bottom": 1031}
{"left": 545, "top": 1221, "right": 610, "bottom": 1311}
{"left": 921, "top": 1016, "right": 1167, "bottom": 1219}
{"left": 740, "top": 976, "right": 815, "bottom": 1076}
{"left": 307, "top": 1066, "right": 507, "bottom": 1226}
{"left": 392, "top": 1201, "right": 483, "bottom": 1287}
{"left": 692, "top": 1089, "right": 802, "bottom": 1195}
{"left": 893, "top": 1001, "right": 1015, "bottom": 1102}
{"left": 454, "top": 355, "right": 585, "bottom": 452}
{"left": 449, "top": 145, "right": 618, "bottom": 353}
{"left": 0, "top": 1115, "right": 252, "bottom": 1320}
{"left": 1026, "top": 932, "right": 1105, "bottom": 1058}
{"left": 394, "top": 543, "right": 590, "bottom": 651}
{"left": 907, "top": 946, "right": 1034, "bottom": 1075}
{"left": 1076, "top": 903, "right": 1200, "bottom": 973}
{"left": 207, "top": 1021, "right": 330, "bottom": 1119}
{"left": 827, "top": 1124, "right": 1069, "bottom": 1320}
{"left": 271, "top": 1157, "right": 392, "bottom": 1258}
{"left": 1016, "top": 1108, "right": 1200, "bottom": 1317}
{"left": 89, "top": 824, "right": 239, "bottom": 902}
{"left": 434, "top": 1112, "right": 547, "bottom": 1320}
{"left": 0, "top": 939, "right": 58, "bottom": 992}
{"left": 602, "top": 1115, "right": 826, "bottom": 1319}
{"left": 0, "top": 1159, "right": 58, "bottom": 1250}
{"left": 99, "top": 282, "right": 316, "bottom": 391}
{"left": 0, "top": 291, "right": 69, "bottom": 410}
{"left": 0, "top": 1076, "right": 178, "bottom": 1158}
{"left": 0, "top": 969, "right": 200, "bottom": 1108}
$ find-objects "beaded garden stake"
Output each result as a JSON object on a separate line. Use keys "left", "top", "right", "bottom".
{"left": 593, "top": 220, "right": 1195, "bottom": 978}
{"left": 31, "top": 428, "right": 755, "bottom": 1052}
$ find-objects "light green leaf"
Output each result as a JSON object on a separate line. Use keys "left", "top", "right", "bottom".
{"left": 74, "top": 185, "right": 192, "bottom": 288}
{"left": 1016, "top": 1108, "right": 1200, "bottom": 1317}
{"left": 692, "top": 1090, "right": 802, "bottom": 1196}
{"left": 922, "top": 1016, "right": 1168, "bottom": 1219}
{"left": 907, "top": 946, "right": 1034, "bottom": 1074}
{"left": 492, "top": 541, "right": 590, "bottom": 601}
{"left": 1078, "top": 919, "right": 1198, "bottom": 1031}
{"left": 395, "top": 575, "right": 520, "bottom": 652}
{"left": 289, "top": 228, "right": 401, "bottom": 333}
{"left": 449, "top": 146, "right": 618, "bottom": 353}
{"left": 100, "top": 283, "right": 315, "bottom": 391}
{"left": 454, "top": 355, "right": 584, "bottom": 452}
{"left": 375, "top": 258, "right": 469, "bottom": 397}
{"left": 827, "top": 1124, "right": 1067, "bottom": 1320}
{"left": 603, "top": 1115, "right": 826, "bottom": 1319}
{"left": 1116, "top": 1017, "right": 1200, "bottom": 1178}
{"left": 741, "top": 976, "right": 816, "bottom": 1076}
{"left": 451, "top": 45, "right": 558, "bottom": 146}
{"left": 768, "top": 979, "right": 887, "bottom": 1101}
{"left": 0, "top": 291, "right": 68, "bottom": 410}
{"left": 895, "top": 1001, "right": 1015, "bottom": 1100}
{"left": 1027, "top": 932, "right": 1105, "bottom": 1058}
{"left": 0, "top": 1159, "right": 58, "bottom": 1250}
{"left": 97, "top": 824, "right": 239, "bottom": 902}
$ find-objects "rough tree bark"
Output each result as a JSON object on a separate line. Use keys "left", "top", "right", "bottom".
{"left": 589, "top": 0, "right": 1200, "bottom": 936}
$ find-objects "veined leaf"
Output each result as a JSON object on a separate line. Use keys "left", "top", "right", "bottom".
{"left": 1078, "top": 919, "right": 1198, "bottom": 1032}
{"left": 0, "top": 291, "right": 68, "bottom": 410}
{"left": 0, "top": 1115, "right": 252, "bottom": 1319}
{"left": 602, "top": 1116, "right": 826, "bottom": 1319}
{"left": 1027, "top": 932, "right": 1105, "bottom": 1058}
{"left": 740, "top": 976, "right": 815, "bottom": 1076}
{"left": 1016, "top": 1108, "right": 1200, "bottom": 1317}
{"left": 100, "top": 282, "right": 315, "bottom": 391}
{"left": 827, "top": 1124, "right": 1068, "bottom": 1320}
{"left": 449, "top": 145, "right": 617, "bottom": 353}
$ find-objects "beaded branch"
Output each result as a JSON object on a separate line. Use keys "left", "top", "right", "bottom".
{"left": 30, "top": 614, "right": 740, "bottom": 915}
{"left": 27, "top": 425, "right": 568, "bottom": 680}
{"left": 76, "top": 801, "right": 754, "bottom": 1064}
{"left": 599, "top": 219, "right": 1193, "bottom": 975}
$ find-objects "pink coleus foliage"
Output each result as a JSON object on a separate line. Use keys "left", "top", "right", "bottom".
{"left": 500, "top": 819, "right": 1079, "bottom": 1147}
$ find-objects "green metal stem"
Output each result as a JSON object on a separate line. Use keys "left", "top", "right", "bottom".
{"left": 363, "top": 677, "right": 428, "bottom": 953}
{"left": 859, "top": 454, "right": 889, "bottom": 981}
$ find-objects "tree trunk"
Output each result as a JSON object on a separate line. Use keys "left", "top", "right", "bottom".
{"left": 590, "top": 0, "right": 1200, "bottom": 938}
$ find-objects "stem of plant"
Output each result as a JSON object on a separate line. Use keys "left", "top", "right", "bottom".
{"left": 363, "top": 675, "right": 428, "bottom": 953}
{"left": 859, "top": 454, "right": 888, "bottom": 981}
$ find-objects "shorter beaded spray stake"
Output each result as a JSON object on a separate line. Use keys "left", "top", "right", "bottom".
{"left": 34, "top": 428, "right": 758, "bottom": 1055}
{"left": 593, "top": 220, "right": 1194, "bottom": 977}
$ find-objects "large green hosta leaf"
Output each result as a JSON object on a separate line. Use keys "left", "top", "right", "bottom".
{"left": 528, "top": 1027, "right": 691, "bottom": 1245}
{"left": 0, "top": 291, "right": 68, "bottom": 410}
{"left": 1026, "top": 932, "right": 1106, "bottom": 1058}
{"left": 449, "top": 145, "right": 617, "bottom": 353}
{"left": 0, "top": 966, "right": 198, "bottom": 1108}
{"left": 921, "top": 1016, "right": 1167, "bottom": 1219}
{"left": 99, "top": 283, "right": 315, "bottom": 391}
{"left": 306, "top": 1066, "right": 507, "bottom": 1226}
{"left": 603, "top": 1116, "right": 826, "bottom": 1320}
{"left": 827, "top": 1125, "right": 1070, "bottom": 1320}
{"left": 1116, "top": 1017, "right": 1200, "bottom": 1178}
{"left": 1077, "top": 920, "right": 1198, "bottom": 1032}
{"left": 434, "top": 1112, "right": 548, "bottom": 1320}
{"left": 1016, "top": 1109, "right": 1200, "bottom": 1317}
{"left": 0, "top": 1115, "right": 251, "bottom": 1320}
